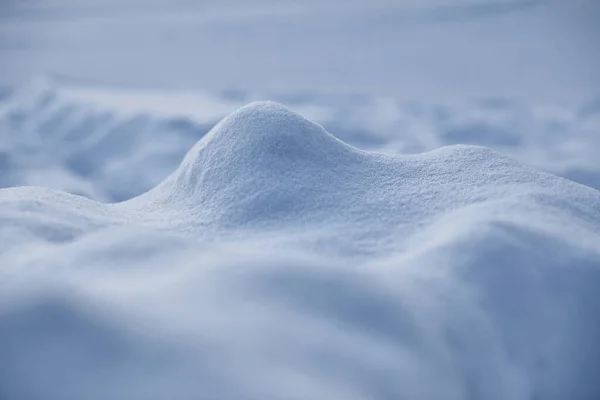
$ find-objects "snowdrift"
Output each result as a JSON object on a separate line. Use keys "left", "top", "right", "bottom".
{"left": 1, "top": 77, "right": 599, "bottom": 203}
{"left": 1, "top": 102, "right": 600, "bottom": 400}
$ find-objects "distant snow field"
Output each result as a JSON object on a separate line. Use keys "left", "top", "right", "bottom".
{"left": 1, "top": 95, "right": 600, "bottom": 399}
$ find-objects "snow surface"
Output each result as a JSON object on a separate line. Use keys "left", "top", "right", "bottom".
{"left": 2, "top": 77, "right": 599, "bottom": 202}
{"left": 2, "top": 101, "right": 600, "bottom": 399}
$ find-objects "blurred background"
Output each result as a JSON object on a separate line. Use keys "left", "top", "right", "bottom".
{"left": 0, "top": 0, "right": 599, "bottom": 201}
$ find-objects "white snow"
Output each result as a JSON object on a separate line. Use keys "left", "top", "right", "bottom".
{"left": 1, "top": 102, "right": 600, "bottom": 399}
{"left": 1, "top": 77, "right": 599, "bottom": 202}
{"left": 1, "top": 1, "right": 599, "bottom": 398}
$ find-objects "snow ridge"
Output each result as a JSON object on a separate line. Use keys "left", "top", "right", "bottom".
{"left": 2, "top": 77, "right": 600, "bottom": 203}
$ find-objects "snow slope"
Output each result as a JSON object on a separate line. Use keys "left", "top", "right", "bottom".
{"left": 1, "top": 77, "right": 599, "bottom": 202}
{"left": 1, "top": 102, "right": 600, "bottom": 399}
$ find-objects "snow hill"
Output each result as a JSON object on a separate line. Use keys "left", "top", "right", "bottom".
{"left": 1, "top": 102, "right": 599, "bottom": 400}
{"left": 1, "top": 77, "right": 599, "bottom": 203}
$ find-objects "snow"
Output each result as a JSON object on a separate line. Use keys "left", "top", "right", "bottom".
{"left": 2, "top": 77, "right": 599, "bottom": 202}
{"left": 1, "top": 1, "right": 599, "bottom": 398}
{"left": 2, "top": 0, "right": 597, "bottom": 102}
{"left": 2, "top": 101, "right": 600, "bottom": 399}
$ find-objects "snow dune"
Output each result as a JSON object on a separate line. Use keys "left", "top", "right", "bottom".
{"left": 1, "top": 101, "right": 600, "bottom": 399}
{"left": 1, "top": 77, "right": 599, "bottom": 202}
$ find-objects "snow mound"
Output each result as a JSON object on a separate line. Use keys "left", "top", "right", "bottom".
{"left": 126, "top": 102, "right": 599, "bottom": 238}
{"left": 1, "top": 102, "right": 600, "bottom": 400}
{"left": 170, "top": 101, "right": 360, "bottom": 189}
{"left": 131, "top": 101, "right": 364, "bottom": 226}
{"left": 2, "top": 77, "right": 600, "bottom": 203}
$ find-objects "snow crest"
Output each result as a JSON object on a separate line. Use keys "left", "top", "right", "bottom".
{"left": 2, "top": 77, "right": 600, "bottom": 203}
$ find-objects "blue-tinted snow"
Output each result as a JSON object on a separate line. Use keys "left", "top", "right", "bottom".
{"left": 1, "top": 102, "right": 600, "bottom": 399}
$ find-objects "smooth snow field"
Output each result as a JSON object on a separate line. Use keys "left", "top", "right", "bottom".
{"left": 1, "top": 1, "right": 600, "bottom": 399}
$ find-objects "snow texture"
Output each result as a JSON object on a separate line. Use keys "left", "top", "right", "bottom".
{"left": 1, "top": 77, "right": 599, "bottom": 202}
{"left": 2, "top": 101, "right": 600, "bottom": 400}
